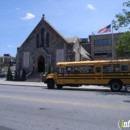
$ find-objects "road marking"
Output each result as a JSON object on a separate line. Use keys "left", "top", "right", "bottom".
{"left": 0, "top": 95, "right": 130, "bottom": 110}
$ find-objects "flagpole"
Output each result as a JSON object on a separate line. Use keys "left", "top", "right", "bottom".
{"left": 111, "top": 23, "right": 114, "bottom": 60}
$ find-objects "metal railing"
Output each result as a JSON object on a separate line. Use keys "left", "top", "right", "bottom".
{"left": 39, "top": 72, "right": 47, "bottom": 82}
{"left": 26, "top": 71, "right": 33, "bottom": 79}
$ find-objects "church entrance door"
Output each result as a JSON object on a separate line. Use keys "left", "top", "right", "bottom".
{"left": 38, "top": 55, "right": 45, "bottom": 72}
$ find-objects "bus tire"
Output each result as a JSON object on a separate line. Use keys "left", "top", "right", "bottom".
{"left": 47, "top": 79, "right": 54, "bottom": 89}
{"left": 110, "top": 81, "right": 122, "bottom": 92}
{"left": 57, "top": 85, "right": 63, "bottom": 89}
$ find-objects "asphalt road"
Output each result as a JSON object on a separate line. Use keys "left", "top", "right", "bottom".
{"left": 0, "top": 85, "right": 130, "bottom": 130}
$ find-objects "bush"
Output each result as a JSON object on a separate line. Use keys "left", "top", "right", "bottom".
{"left": 7, "top": 66, "right": 13, "bottom": 80}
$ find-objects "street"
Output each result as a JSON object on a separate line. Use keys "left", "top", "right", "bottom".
{"left": 0, "top": 85, "right": 130, "bottom": 130}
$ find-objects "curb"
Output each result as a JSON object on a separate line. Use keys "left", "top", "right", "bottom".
{"left": 0, "top": 81, "right": 129, "bottom": 92}
{"left": 0, "top": 83, "right": 45, "bottom": 87}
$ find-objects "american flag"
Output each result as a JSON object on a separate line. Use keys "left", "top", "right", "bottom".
{"left": 98, "top": 24, "right": 111, "bottom": 33}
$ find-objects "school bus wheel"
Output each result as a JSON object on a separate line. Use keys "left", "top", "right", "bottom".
{"left": 110, "top": 80, "right": 122, "bottom": 92}
{"left": 47, "top": 79, "right": 54, "bottom": 89}
{"left": 57, "top": 85, "right": 63, "bottom": 89}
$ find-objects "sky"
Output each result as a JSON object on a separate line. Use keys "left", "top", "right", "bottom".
{"left": 0, "top": 0, "right": 129, "bottom": 57}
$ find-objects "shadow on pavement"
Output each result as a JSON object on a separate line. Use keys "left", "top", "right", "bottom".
{"left": 123, "top": 100, "right": 130, "bottom": 103}
{"left": 95, "top": 90, "right": 130, "bottom": 96}
{"left": 43, "top": 86, "right": 130, "bottom": 95}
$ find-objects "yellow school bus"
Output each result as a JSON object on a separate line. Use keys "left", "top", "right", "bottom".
{"left": 45, "top": 59, "right": 130, "bottom": 92}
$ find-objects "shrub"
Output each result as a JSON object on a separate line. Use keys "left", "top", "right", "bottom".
{"left": 7, "top": 66, "right": 13, "bottom": 80}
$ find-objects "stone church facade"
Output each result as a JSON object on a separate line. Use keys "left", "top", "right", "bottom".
{"left": 16, "top": 15, "right": 90, "bottom": 74}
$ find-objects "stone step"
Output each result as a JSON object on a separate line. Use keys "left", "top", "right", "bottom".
{"left": 26, "top": 72, "right": 42, "bottom": 82}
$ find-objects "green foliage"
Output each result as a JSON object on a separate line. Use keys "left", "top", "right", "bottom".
{"left": 115, "top": 31, "right": 130, "bottom": 56}
{"left": 48, "top": 64, "right": 52, "bottom": 74}
{"left": 21, "top": 68, "right": 27, "bottom": 81}
{"left": 112, "top": 1, "right": 130, "bottom": 56}
{"left": 112, "top": 1, "right": 130, "bottom": 30}
{"left": 7, "top": 66, "right": 12, "bottom": 80}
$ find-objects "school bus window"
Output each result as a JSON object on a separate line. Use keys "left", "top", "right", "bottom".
{"left": 121, "top": 64, "right": 129, "bottom": 72}
{"left": 74, "top": 66, "right": 79, "bottom": 72}
{"left": 113, "top": 64, "right": 120, "bottom": 72}
{"left": 96, "top": 67, "right": 101, "bottom": 73}
{"left": 66, "top": 66, "right": 73, "bottom": 73}
{"left": 88, "top": 65, "right": 94, "bottom": 72}
{"left": 57, "top": 67, "right": 64, "bottom": 74}
{"left": 103, "top": 64, "right": 112, "bottom": 72}
{"left": 81, "top": 66, "right": 87, "bottom": 73}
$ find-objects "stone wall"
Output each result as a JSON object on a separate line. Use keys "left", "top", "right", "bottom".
{"left": 16, "top": 17, "right": 68, "bottom": 73}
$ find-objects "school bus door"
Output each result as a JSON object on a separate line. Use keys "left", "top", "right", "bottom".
{"left": 95, "top": 65, "right": 102, "bottom": 84}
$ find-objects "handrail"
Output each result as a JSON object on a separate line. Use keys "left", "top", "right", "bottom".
{"left": 39, "top": 72, "right": 48, "bottom": 82}
{"left": 39, "top": 72, "right": 44, "bottom": 77}
{"left": 26, "top": 71, "right": 32, "bottom": 79}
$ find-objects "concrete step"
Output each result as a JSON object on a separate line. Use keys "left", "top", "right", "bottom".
{"left": 26, "top": 72, "right": 42, "bottom": 82}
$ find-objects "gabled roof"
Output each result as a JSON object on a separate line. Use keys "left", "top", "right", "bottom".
{"left": 43, "top": 18, "right": 69, "bottom": 43}
{"left": 44, "top": 18, "right": 80, "bottom": 44}
{"left": 18, "top": 16, "right": 82, "bottom": 50}
{"left": 18, "top": 19, "right": 42, "bottom": 48}
{"left": 18, "top": 17, "right": 70, "bottom": 49}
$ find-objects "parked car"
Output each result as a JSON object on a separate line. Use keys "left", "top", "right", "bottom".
{"left": 0, "top": 73, "right": 6, "bottom": 78}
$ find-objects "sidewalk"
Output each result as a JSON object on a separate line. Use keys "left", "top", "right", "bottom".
{"left": 0, "top": 78, "right": 129, "bottom": 92}
{"left": 0, "top": 79, "right": 45, "bottom": 87}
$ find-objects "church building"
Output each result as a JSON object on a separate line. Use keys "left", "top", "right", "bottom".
{"left": 16, "top": 15, "right": 91, "bottom": 74}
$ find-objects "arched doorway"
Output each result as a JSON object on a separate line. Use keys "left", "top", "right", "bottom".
{"left": 38, "top": 55, "right": 45, "bottom": 72}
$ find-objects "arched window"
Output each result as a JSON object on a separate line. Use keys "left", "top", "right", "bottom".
{"left": 46, "top": 32, "right": 50, "bottom": 47}
{"left": 41, "top": 28, "right": 44, "bottom": 48}
{"left": 36, "top": 34, "right": 39, "bottom": 48}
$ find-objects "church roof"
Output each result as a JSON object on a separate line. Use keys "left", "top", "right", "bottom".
{"left": 43, "top": 18, "right": 79, "bottom": 44}
{"left": 18, "top": 16, "right": 80, "bottom": 49}
{"left": 43, "top": 18, "right": 69, "bottom": 43}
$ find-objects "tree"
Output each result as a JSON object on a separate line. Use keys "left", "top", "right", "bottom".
{"left": 7, "top": 66, "right": 12, "bottom": 80}
{"left": 112, "top": 1, "right": 130, "bottom": 30}
{"left": 112, "top": 1, "right": 130, "bottom": 56}
{"left": 115, "top": 31, "right": 130, "bottom": 56}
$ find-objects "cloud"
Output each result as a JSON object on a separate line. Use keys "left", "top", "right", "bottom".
{"left": 59, "top": 12, "right": 66, "bottom": 16}
{"left": 16, "top": 8, "right": 19, "bottom": 10}
{"left": 21, "top": 13, "right": 35, "bottom": 20}
{"left": 7, "top": 45, "right": 16, "bottom": 48}
{"left": 87, "top": 4, "right": 96, "bottom": 10}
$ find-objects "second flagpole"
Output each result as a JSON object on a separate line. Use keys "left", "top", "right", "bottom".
{"left": 111, "top": 23, "right": 114, "bottom": 60}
